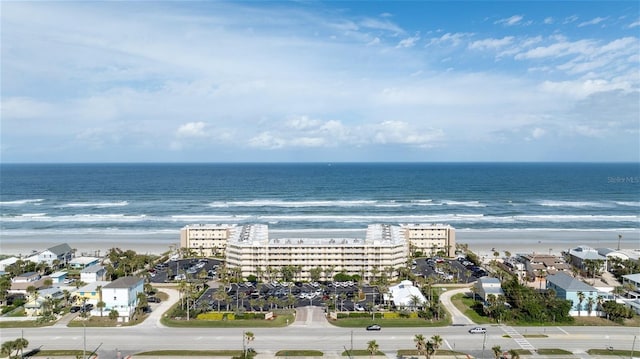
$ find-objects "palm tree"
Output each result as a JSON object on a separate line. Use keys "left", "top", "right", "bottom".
{"left": 414, "top": 334, "right": 427, "bottom": 359}
{"left": 14, "top": 337, "right": 28, "bottom": 358}
{"left": 97, "top": 285, "right": 104, "bottom": 317}
{"left": 492, "top": 345, "right": 502, "bottom": 359}
{"left": 0, "top": 340, "right": 14, "bottom": 358}
{"left": 586, "top": 296, "right": 595, "bottom": 316}
{"left": 508, "top": 349, "right": 520, "bottom": 359}
{"left": 577, "top": 291, "right": 585, "bottom": 316}
{"left": 430, "top": 335, "right": 442, "bottom": 357}
{"left": 243, "top": 331, "right": 255, "bottom": 358}
{"left": 367, "top": 340, "right": 379, "bottom": 359}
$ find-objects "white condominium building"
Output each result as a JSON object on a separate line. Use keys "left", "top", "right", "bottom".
{"left": 401, "top": 223, "right": 456, "bottom": 258}
{"left": 180, "top": 223, "right": 456, "bottom": 282}
{"left": 225, "top": 224, "right": 408, "bottom": 281}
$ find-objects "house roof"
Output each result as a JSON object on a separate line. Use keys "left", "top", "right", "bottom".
{"left": 81, "top": 265, "right": 105, "bottom": 273}
{"left": 477, "top": 276, "right": 501, "bottom": 286}
{"left": 547, "top": 272, "right": 597, "bottom": 292}
{"left": 385, "top": 280, "right": 426, "bottom": 307}
{"left": 104, "top": 276, "right": 143, "bottom": 289}
{"left": 47, "top": 243, "right": 72, "bottom": 256}
{"left": 49, "top": 271, "right": 67, "bottom": 278}
{"left": 622, "top": 273, "right": 640, "bottom": 283}
{"left": 70, "top": 257, "right": 100, "bottom": 265}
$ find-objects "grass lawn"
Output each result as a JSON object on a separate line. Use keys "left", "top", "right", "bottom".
{"left": 68, "top": 312, "right": 149, "bottom": 327}
{"left": 536, "top": 348, "right": 573, "bottom": 355}
{"left": 450, "top": 293, "right": 493, "bottom": 325}
{"left": 276, "top": 350, "right": 324, "bottom": 356}
{"left": 396, "top": 349, "right": 466, "bottom": 356}
{"left": 161, "top": 310, "right": 295, "bottom": 328}
{"left": 588, "top": 348, "right": 636, "bottom": 356}
{"left": 341, "top": 350, "right": 385, "bottom": 356}
{"left": 135, "top": 350, "right": 242, "bottom": 356}
{"left": 328, "top": 316, "right": 448, "bottom": 328}
{"left": 31, "top": 349, "right": 85, "bottom": 357}
{"left": 0, "top": 320, "right": 54, "bottom": 328}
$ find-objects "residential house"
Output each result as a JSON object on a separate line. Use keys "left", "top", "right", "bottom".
{"left": 9, "top": 272, "right": 46, "bottom": 295}
{"left": 546, "top": 272, "right": 601, "bottom": 316}
{"left": 24, "top": 287, "right": 64, "bottom": 317}
{"left": 518, "top": 253, "right": 570, "bottom": 281}
{"left": 48, "top": 271, "right": 68, "bottom": 285}
{"left": 81, "top": 265, "right": 106, "bottom": 283}
{"left": 622, "top": 273, "right": 640, "bottom": 292}
{"left": 75, "top": 281, "right": 109, "bottom": 306}
{"left": 101, "top": 276, "right": 144, "bottom": 321}
{"left": 0, "top": 256, "right": 19, "bottom": 275}
{"left": 567, "top": 246, "right": 606, "bottom": 275}
{"left": 384, "top": 280, "right": 427, "bottom": 310}
{"left": 69, "top": 256, "right": 100, "bottom": 270}
{"left": 474, "top": 276, "right": 505, "bottom": 302}
{"left": 27, "top": 243, "right": 73, "bottom": 267}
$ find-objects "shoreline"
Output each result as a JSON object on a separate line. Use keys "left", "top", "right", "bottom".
{"left": 0, "top": 228, "right": 637, "bottom": 258}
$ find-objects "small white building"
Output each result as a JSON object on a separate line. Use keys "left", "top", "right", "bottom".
{"left": 102, "top": 276, "right": 144, "bottom": 321}
{"left": 48, "top": 271, "right": 68, "bottom": 284}
{"left": 0, "top": 257, "right": 19, "bottom": 274}
{"left": 622, "top": 273, "right": 640, "bottom": 292}
{"left": 69, "top": 257, "right": 100, "bottom": 269}
{"left": 81, "top": 265, "right": 106, "bottom": 283}
{"left": 384, "top": 280, "right": 427, "bottom": 310}
{"left": 474, "top": 276, "right": 505, "bottom": 302}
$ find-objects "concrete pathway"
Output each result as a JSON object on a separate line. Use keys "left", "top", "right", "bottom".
{"left": 137, "top": 287, "right": 180, "bottom": 328}
{"left": 438, "top": 286, "right": 476, "bottom": 325}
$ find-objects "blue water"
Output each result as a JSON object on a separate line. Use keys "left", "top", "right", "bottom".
{"left": 1, "top": 163, "right": 638, "bottom": 240}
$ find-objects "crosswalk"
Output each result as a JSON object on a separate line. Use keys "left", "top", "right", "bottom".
{"left": 501, "top": 325, "right": 537, "bottom": 352}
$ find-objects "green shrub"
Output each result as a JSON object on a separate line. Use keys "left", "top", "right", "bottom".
{"left": 197, "top": 312, "right": 225, "bottom": 321}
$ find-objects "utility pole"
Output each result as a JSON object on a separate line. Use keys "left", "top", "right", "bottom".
{"left": 350, "top": 330, "right": 353, "bottom": 353}
{"left": 631, "top": 335, "right": 637, "bottom": 359}
{"left": 83, "top": 322, "right": 86, "bottom": 359}
{"left": 481, "top": 331, "right": 486, "bottom": 359}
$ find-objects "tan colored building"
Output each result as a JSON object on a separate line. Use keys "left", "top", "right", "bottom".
{"left": 401, "top": 223, "right": 456, "bottom": 258}
{"left": 180, "top": 224, "right": 237, "bottom": 257}
{"left": 224, "top": 224, "right": 408, "bottom": 282}
{"left": 179, "top": 223, "right": 457, "bottom": 282}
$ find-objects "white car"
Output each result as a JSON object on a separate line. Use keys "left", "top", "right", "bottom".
{"left": 468, "top": 327, "right": 487, "bottom": 334}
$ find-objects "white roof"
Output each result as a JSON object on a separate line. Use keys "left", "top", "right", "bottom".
{"left": 49, "top": 271, "right": 67, "bottom": 278}
{"left": 70, "top": 257, "right": 100, "bottom": 265}
{"left": 385, "top": 280, "right": 427, "bottom": 307}
{"left": 0, "top": 257, "right": 19, "bottom": 266}
{"left": 623, "top": 273, "right": 640, "bottom": 284}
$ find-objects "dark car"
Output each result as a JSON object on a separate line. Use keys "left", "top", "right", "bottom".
{"left": 70, "top": 305, "right": 82, "bottom": 313}
{"left": 366, "top": 324, "right": 381, "bottom": 331}
{"left": 83, "top": 303, "right": 94, "bottom": 311}
{"left": 147, "top": 296, "right": 161, "bottom": 303}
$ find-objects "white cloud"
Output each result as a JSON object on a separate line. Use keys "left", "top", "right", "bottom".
{"left": 427, "top": 32, "right": 472, "bottom": 47}
{"left": 578, "top": 17, "right": 608, "bottom": 27}
{"left": 469, "top": 36, "right": 514, "bottom": 50}
{"left": 563, "top": 15, "right": 579, "bottom": 24}
{"left": 531, "top": 127, "right": 546, "bottom": 139}
{"left": 630, "top": 20, "right": 640, "bottom": 28}
{"left": 359, "top": 18, "right": 404, "bottom": 34}
{"left": 494, "top": 15, "right": 523, "bottom": 26}
{"left": 370, "top": 121, "right": 444, "bottom": 148}
{"left": 396, "top": 34, "right": 420, "bottom": 48}
{"left": 176, "top": 121, "right": 209, "bottom": 138}
{"left": 544, "top": 17, "right": 554, "bottom": 25}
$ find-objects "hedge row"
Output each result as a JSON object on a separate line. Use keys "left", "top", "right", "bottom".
{"left": 196, "top": 312, "right": 268, "bottom": 321}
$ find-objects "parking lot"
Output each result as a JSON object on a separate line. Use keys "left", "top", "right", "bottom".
{"left": 412, "top": 257, "right": 487, "bottom": 284}
{"left": 149, "top": 258, "right": 222, "bottom": 284}
{"left": 195, "top": 280, "right": 382, "bottom": 312}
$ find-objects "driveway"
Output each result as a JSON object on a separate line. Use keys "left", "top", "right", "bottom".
{"left": 138, "top": 287, "right": 180, "bottom": 329}
{"left": 438, "top": 286, "right": 475, "bottom": 325}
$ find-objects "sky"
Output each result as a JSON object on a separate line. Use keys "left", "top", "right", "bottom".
{"left": 1, "top": 1, "right": 639, "bottom": 163}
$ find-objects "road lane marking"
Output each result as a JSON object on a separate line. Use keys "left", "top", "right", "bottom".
{"left": 557, "top": 327, "right": 569, "bottom": 335}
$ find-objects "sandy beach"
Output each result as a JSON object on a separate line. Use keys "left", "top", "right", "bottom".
{"left": 1, "top": 228, "right": 637, "bottom": 259}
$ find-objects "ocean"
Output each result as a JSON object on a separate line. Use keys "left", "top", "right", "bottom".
{"left": 1, "top": 163, "right": 639, "bottom": 253}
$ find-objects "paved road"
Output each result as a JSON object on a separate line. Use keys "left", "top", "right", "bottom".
{"left": 2, "top": 286, "right": 639, "bottom": 357}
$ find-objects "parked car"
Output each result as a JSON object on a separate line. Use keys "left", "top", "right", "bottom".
{"left": 70, "top": 305, "right": 82, "bottom": 313}
{"left": 147, "top": 296, "right": 160, "bottom": 303}
{"left": 366, "top": 324, "right": 382, "bottom": 331}
{"left": 468, "top": 327, "right": 487, "bottom": 334}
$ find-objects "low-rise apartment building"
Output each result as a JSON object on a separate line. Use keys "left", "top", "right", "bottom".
{"left": 180, "top": 223, "right": 456, "bottom": 282}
